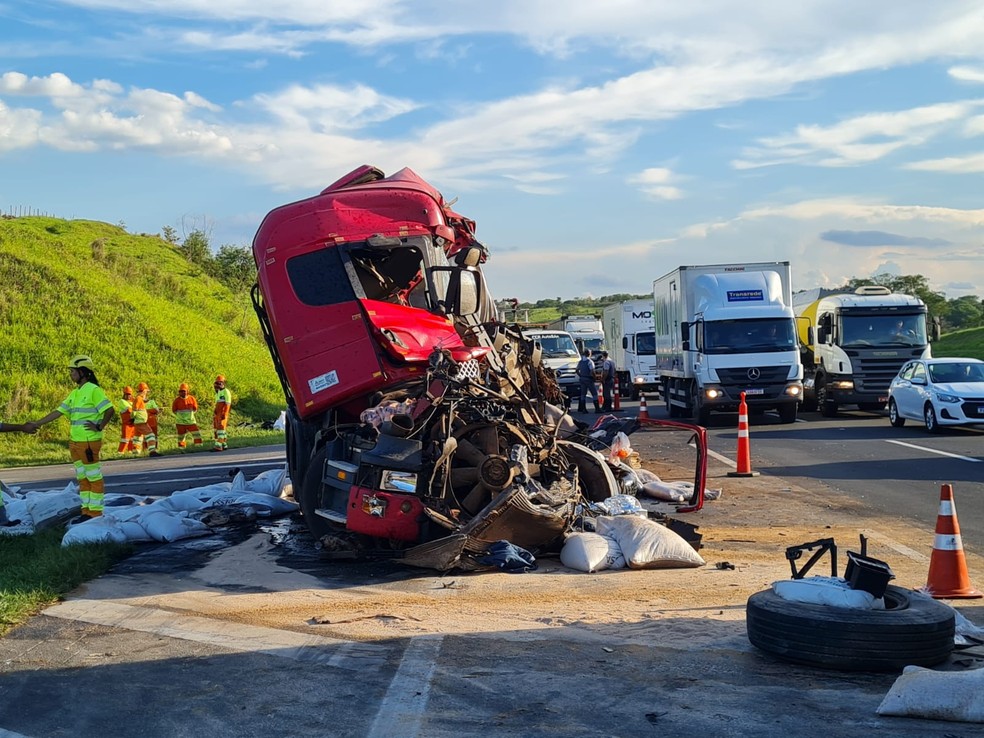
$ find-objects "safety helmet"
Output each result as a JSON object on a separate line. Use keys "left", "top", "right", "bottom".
{"left": 215, "top": 375, "right": 226, "bottom": 383}
{"left": 179, "top": 383, "right": 189, "bottom": 391}
{"left": 138, "top": 382, "right": 150, "bottom": 391}
{"left": 123, "top": 386, "right": 134, "bottom": 395}
{"left": 68, "top": 355, "right": 95, "bottom": 370}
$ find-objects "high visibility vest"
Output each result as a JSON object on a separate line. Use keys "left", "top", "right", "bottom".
{"left": 131, "top": 395, "right": 149, "bottom": 424}
{"left": 59, "top": 382, "right": 112, "bottom": 442}
{"left": 117, "top": 398, "right": 133, "bottom": 423}
{"left": 172, "top": 395, "right": 198, "bottom": 424}
{"left": 214, "top": 388, "right": 232, "bottom": 417}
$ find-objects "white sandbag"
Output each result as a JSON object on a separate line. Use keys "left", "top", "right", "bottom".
{"left": 877, "top": 665, "right": 984, "bottom": 722}
{"left": 231, "top": 470, "right": 247, "bottom": 492}
{"left": 596, "top": 514, "right": 705, "bottom": 569}
{"left": 62, "top": 518, "right": 130, "bottom": 546}
{"left": 156, "top": 492, "right": 209, "bottom": 512}
{"left": 773, "top": 576, "right": 885, "bottom": 610}
{"left": 118, "top": 520, "right": 155, "bottom": 542}
{"left": 634, "top": 468, "right": 661, "bottom": 484}
{"left": 141, "top": 510, "right": 211, "bottom": 542}
{"left": 641, "top": 480, "right": 722, "bottom": 503}
{"left": 560, "top": 532, "right": 626, "bottom": 573}
{"left": 24, "top": 490, "right": 83, "bottom": 525}
{"left": 273, "top": 410, "right": 286, "bottom": 431}
{"left": 244, "top": 467, "right": 287, "bottom": 497}
{"left": 218, "top": 492, "right": 299, "bottom": 515}
{"left": 170, "top": 482, "right": 233, "bottom": 502}
{"left": 2, "top": 498, "right": 31, "bottom": 527}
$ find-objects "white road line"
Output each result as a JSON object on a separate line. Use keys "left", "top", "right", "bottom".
{"left": 859, "top": 529, "right": 931, "bottom": 564}
{"left": 706, "top": 448, "right": 736, "bottom": 468}
{"left": 43, "top": 600, "right": 384, "bottom": 668}
{"left": 884, "top": 440, "right": 981, "bottom": 463}
{"left": 367, "top": 636, "right": 442, "bottom": 738}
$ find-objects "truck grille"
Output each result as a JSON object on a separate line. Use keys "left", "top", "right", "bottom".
{"left": 853, "top": 357, "right": 908, "bottom": 394}
{"left": 716, "top": 366, "right": 789, "bottom": 384}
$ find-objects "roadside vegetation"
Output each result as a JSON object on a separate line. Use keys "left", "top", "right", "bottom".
{"left": 0, "top": 527, "right": 132, "bottom": 636}
{"left": 0, "top": 216, "right": 286, "bottom": 468}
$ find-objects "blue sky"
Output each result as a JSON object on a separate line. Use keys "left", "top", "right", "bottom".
{"left": 3, "top": 1, "right": 984, "bottom": 301}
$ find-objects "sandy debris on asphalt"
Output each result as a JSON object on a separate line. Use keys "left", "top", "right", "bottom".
{"left": 77, "top": 438, "right": 954, "bottom": 646}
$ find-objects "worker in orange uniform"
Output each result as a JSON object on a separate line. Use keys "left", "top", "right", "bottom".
{"left": 172, "top": 383, "right": 203, "bottom": 450}
{"left": 211, "top": 374, "right": 232, "bottom": 452}
{"left": 116, "top": 386, "right": 137, "bottom": 454}
{"left": 131, "top": 383, "right": 160, "bottom": 457}
{"left": 142, "top": 382, "right": 161, "bottom": 444}
{"left": 25, "top": 356, "right": 115, "bottom": 518}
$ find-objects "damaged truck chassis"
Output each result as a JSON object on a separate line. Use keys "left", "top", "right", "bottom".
{"left": 251, "top": 165, "right": 705, "bottom": 570}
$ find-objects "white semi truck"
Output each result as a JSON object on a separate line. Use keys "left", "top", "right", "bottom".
{"left": 602, "top": 299, "right": 658, "bottom": 399}
{"left": 654, "top": 262, "right": 804, "bottom": 424}
{"left": 547, "top": 315, "right": 605, "bottom": 356}
{"left": 793, "top": 286, "right": 930, "bottom": 416}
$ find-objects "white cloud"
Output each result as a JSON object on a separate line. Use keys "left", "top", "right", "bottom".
{"left": 628, "top": 167, "right": 684, "bottom": 200}
{"left": 251, "top": 83, "right": 418, "bottom": 132}
{"left": 949, "top": 65, "right": 984, "bottom": 83}
{"left": 735, "top": 102, "right": 983, "bottom": 169}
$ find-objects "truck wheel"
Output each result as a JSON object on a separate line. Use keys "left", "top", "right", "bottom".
{"left": 691, "top": 385, "right": 710, "bottom": 425}
{"left": 778, "top": 403, "right": 798, "bottom": 424}
{"left": 298, "top": 446, "right": 336, "bottom": 541}
{"left": 816, "top": 380, "right": 838, "bottom": 417}
{"left": 746, "top": 585, "right": 954, "bottom": 671}
{"left": 888, "top": 399, "right": 905, "bottom": 427}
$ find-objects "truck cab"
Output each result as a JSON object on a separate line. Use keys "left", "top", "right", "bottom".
{"left": 521, "top": 329, "right": 581, "bottom": 401}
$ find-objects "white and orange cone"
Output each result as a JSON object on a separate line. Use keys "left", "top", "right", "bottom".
{"left": 926, "top": 484, "right": 982, "bottom": 599}
{"left": 638, "top": 393, "right": 649, "bottom": 420}
{"left": 727, "top": 391, "right": 759, "bottom": 477}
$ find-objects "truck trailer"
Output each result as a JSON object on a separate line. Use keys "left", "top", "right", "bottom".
{"left": 793, "top": 285, "right": 930, "bottom": 416}
{"left": 602, "top": 299, "right": 658, "bottom": 399}
{"left": 547, "top": 315, "right": 605, "bottom": 356}
{"left": 654, "top": 262, "right": 803, "bottom": 424}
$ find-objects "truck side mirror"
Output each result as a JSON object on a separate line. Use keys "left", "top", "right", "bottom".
{"left": 807, "top": 326, "right": 815, "bottom": 345}
{"left": 446, "top": 267, "right": 481, "bottom": 316}
{"left": 622, "top": 336, "right": 628, "bottom": 350}
{"left": 680, "top": 321, "right": 690, "bottom": 351}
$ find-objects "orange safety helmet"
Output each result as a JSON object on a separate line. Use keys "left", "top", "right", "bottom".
{"left": 179, "top": 382, "right": 189, "bottom": 391}
{"left": 214, "top": 375, "right": 226, "bottom": 383}
{"left": 123, "top": 386, "right": 134, "bottom": 395}
{"left": 137, "top": 382, "right": 150, "bottom": 391}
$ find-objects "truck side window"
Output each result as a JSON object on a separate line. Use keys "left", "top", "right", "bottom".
{"left": 286, "top": 247, "right": 357, "bottom": 306}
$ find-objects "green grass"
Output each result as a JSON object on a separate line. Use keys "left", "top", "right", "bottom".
{"left": 0, "top": 527, "right": 132, "bottom": 636}
{"left": 0, "top": 216, "right": 286, "bottom": 467}
{"left": 932, "top": 326, "right": 984, "bottom": 359}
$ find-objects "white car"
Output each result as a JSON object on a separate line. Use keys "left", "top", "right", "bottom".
{"left": 887, "top": 357, "right": 984, "bottom": 432}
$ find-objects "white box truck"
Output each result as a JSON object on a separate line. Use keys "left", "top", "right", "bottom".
{"left": 602, "top": 299, "right": 658, "bottom": 399}
{"left": 654, "top": 262, "right": 803, "bottom": 424}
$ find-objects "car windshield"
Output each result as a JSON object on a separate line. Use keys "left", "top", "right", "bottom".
{"left": 841, "top": 315, "right": 927, "bottom": 348}
{"left": 929, "top": 362, "right": 984, "bottom": 383}
{"left": 531, "top": 334, "right": 579, "bottom": 357}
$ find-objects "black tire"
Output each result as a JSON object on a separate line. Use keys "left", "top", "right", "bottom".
{"left": 778, "top": 403, "right": 797, "bottom": 424}
{"left": 692, "top": 384, "right": 710, "bottom": 425}
{"left": 816, "top": 379, "right": 838, "bottom": 417}
{"left": 888, "top": 399, "right": 905, "bottom": 427}
{"left": 746, "top": 585, "right": 954, "bottom": 672}
{"left": 924, "top": 403, "right": 940, "bottom": 433}
{"left": 298, "top": 446, "right": 336, "bottom": 540}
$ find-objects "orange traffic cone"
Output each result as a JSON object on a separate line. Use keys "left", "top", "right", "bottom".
{"left": 925, "top": 484, "right": 982, "bottom": 599}
{"left": 638, "top": 393, "right": 649, "bottom": 420}
{"left": 613, "top": 375, "right": 621, "bottom": 411}
{"left": 727, "top": 391, "right": 759, "bottom": 477}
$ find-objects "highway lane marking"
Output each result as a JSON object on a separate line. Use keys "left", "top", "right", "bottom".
{"left": 859, "top": 529, "right": 931, "bottom": 564}
{"left": 44, "top": 600, "right": 385, "bottom": 669}
{"left": 706, "top": 448, "right": 736, "bottom": 468}
{"left": 884, "top": 440, "right": 981, "bottom": 463}
{"left": 367, "top": 636, "right": 442, "bottom": 738}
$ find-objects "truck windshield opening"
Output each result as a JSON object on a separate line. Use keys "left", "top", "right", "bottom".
{"left": 703, "top": 319, "right": 797, "bottom": 354}
{"left": 840, "top": 314, "right": 927, "bottom": 348}
{"left": 636, "top": 332, "right": 656, "bottom": 355}
{"left": 535, "top": 334, "right": 579, "bottom": 357}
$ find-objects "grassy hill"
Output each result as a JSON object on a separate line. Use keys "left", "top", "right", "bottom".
{"left": 932, "top": 325, "right": 984, "bottom": 359}
{"left": 0, "top": 216, "right": 284, "bottom": 466}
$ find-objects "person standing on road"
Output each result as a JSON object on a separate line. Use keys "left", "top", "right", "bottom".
{"left": 25, "top": 356, "right": 115, "bottom": 519}
{"left": 172, "top": 383, "right": 203, "bottom": 450}
{"left": 131, "top": 383, "right": 160, "bottom": 457}
{"left": 212, "top": 375, "right": 232, "bottom": 452}
{"left": 600, "top": 351, "right": 616, "bottom": 412}
{"left": 143, "top": 382, "right": 161, "bottom": 445}
{"left": 0, "top": 417, "right": 35, "bottom": 525}
{"left": 116, "top": 386, "right": 137, "bottom": 454}
{"left": 576, "top": 350, "right": 599, "bottom": 414}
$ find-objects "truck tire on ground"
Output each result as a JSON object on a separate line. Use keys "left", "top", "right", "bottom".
{"left": 888, "top": 399, "right": 906, "bottom": 427}
{"left": 691, "top": 384, "right": 710, "bottom": 425}
{"left": 778, "top": 403, "right": 797, "bottom": 424}
{"left": 298, "top": 446, "right": 336, "bottom": 541}
{"left": 816, "top": 379, "right": 838, "bottom": 417}
{"left": 746, "top": 585, "right": 954, "bottom": 672}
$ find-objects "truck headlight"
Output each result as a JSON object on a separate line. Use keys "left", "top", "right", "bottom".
{"left": 832, "top": 380, "right": 854, "bottom": 390}
{"left": 704, "top": 387, "right": 723, "bottom": 399}
{"left": 934, "top": 392, "right": 960, "bottom": 403}
{"left": 784, "top": 385, "right": 802, "bottom": 397}
{"left": 633, "top": 377, "right": 644, "bottom": 384}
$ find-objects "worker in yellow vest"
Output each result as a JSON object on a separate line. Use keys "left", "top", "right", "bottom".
{"left": 117, "top": 386, "right": 137, "bottom": 454}
{"left": 142, "top": 382, "right": 161, "bottom": 442}
{"left": 26, "top": 355, "right": 115, "bottom": 518}
{"left": 211, "top": 374, "right": 232, "bottom": 452}
{"left": 172, "top": 383, "right": 203, "bottom": 450}
{"left": 131, "top": 383, "right": 160, "bottom": 457}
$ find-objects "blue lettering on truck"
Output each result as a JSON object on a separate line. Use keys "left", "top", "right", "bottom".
{"left": 727, "top": 290, "right": 763, "bottom": 302}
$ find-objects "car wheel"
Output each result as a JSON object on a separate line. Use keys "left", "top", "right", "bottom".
{"left": 746, "top": 585, "right": 954, "bottom": 672}
{"left": 888, "top": 399, "right": 905, "bottom": 427}
{"left": 816, "top": 379, "right": 838, "bottom": 417}
{"left": 924, "top": 403, "right": 940, "bottom": 433}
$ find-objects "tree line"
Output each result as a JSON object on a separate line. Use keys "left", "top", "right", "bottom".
{"left": 162, "top": 225, "right": 256, "bottom": 295}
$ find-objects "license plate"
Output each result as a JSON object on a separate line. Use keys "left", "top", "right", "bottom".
{"left": 744, "top": 388, "right": 764, "bottom": 395}
{"left": 878, "top": 396, "right": 888, "bottom": 403}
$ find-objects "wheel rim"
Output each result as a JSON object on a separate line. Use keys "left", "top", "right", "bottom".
{"left": 925, "top": 405, "right": 936, "bottom": 430}
{"left": 889, "top": 401, "right": 897, "bottom": 423}
{"left": 817, "top": 383, "right": 827, "bottom": 406}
